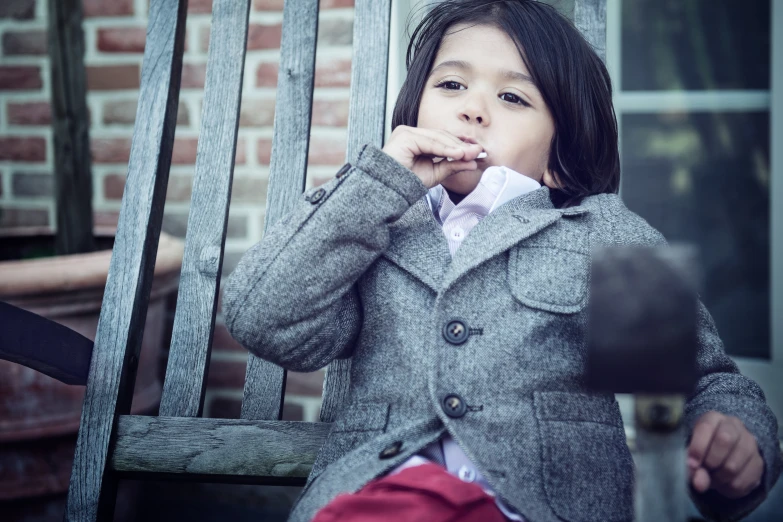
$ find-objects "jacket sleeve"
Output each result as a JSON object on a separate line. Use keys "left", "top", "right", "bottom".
{"left": 606, "top": 204, "right": 782, "bottom": 521}
{"left": 222, "top": 143, "right": 429, "bottom": 373}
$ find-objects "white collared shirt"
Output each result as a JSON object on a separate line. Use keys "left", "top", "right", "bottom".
{"left": 388, "top": 166, "right": 542, "bottom": 522}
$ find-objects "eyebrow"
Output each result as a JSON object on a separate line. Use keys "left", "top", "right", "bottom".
{"left": 429, "top": 59, "right": 535, "bottom": 85}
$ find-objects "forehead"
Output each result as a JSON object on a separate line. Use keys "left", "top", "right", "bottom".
{"left": 435, "top": 23, "right": 527, "bottom": 71}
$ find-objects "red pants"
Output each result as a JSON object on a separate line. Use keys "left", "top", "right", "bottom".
{"left": 311, "top": 462, "right": 509, "bottom": 522}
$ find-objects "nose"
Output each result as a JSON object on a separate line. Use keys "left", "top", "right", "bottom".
{"left": 460, "top": 92, "right": 490, "bottom": 126}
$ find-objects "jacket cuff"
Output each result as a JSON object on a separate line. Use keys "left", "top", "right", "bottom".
{"left": 354, "top": 143, "right": 429, "bottom": 206}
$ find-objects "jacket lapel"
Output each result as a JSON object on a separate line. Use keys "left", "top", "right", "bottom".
{"left": 381, "top": 186, "right": 591, "bottom": 294}
{"left": 381, "top": 196, "right": 452, "bottom": 293}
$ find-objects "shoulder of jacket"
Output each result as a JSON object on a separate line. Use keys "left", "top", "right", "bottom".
{"left": 577, "top": 193, "right": 668, "bottom": 246}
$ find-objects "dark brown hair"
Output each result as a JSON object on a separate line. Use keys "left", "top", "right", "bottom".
{"left": 392, "top": 0, "right": 620, "bottom": 208}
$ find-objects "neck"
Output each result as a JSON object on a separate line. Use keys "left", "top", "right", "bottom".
{"left": 444, "top": 187, "right": 468, "bottom": 206}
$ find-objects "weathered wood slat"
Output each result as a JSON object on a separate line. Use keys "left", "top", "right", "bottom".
{"left": 159, "top": 0, "right": 252, "bottom": 418}
{"left": 111, "top": 415, "right": 330, "bottom": 485}
{"left": 574, "top": 0, "right": 606, "bottom": 63}
{"left": 64, "top": 0, "right": 188, "bottom": 520}
{"left": 241, "top": 0, "right": 320, "bottom": 421}
{"left": 47, "top": 0, "right": 95, "bottom": 255}
{"left": 319, "top": 0, "right": 393, "bottom": 424}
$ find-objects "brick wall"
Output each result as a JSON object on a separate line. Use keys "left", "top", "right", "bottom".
{"left": 0, "top": 0, "right": 357, "bottom": 422}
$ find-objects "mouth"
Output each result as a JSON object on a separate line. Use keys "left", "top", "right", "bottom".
{"left": 456, "top": 135, "right": 488, "bottom": 161}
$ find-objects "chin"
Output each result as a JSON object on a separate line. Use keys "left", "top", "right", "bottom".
{"left": 441, "top": 168, "right": 482, "bottom": 194}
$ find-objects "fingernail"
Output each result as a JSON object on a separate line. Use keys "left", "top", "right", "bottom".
{"left": 687, "top": 457, "right": 699, "bottom": 468}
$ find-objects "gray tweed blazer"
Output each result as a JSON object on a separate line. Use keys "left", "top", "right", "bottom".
{"left": 223, "top": 143, "right": 781, "bottom": 522}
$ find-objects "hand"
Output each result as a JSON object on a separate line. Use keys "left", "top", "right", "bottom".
{"left": 381, "top": 125, "right": 484, "bottom": 189}
{"left": 687, "top": 411, "right": 764, "bottom": 499}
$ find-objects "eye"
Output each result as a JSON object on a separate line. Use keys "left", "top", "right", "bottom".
{"left": 435, "top": 80, "right": 465, "bottom": 91}
{"left": 500, "top": 92, "right": 529, "bottom": 106}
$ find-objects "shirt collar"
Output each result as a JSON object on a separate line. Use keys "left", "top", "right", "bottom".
{"left": 426, "top": 166, "right": 542, "bottom": 219}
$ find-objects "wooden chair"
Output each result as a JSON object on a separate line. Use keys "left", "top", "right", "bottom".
{"left": 63, "top": 1, "right": 607, "bottom": 520}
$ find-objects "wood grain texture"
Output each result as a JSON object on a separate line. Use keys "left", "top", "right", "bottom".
{"left": 111, "top": 415, "right": 330, "bottom": 484}
{"left": 241, "top": 0, "right": 319, "bottom": 421}
{"left": 573, "top": 0, "right": 606, "bottom": 63}
{"left": 64, "top": 0, "right": 188, "bottom": 520}
{"left": 47, "top": 0, "right": 95, "bottom": 255}
{"left": 317, "top": 0, "right": 393, "bottom": 424}
{"left": 159, "top": 0, "right": 251, "bottom": 419}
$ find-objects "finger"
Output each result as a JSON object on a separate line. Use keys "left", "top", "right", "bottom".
{"left": 688, "top": 412, "right": 723, "bottom": 467}
{"left": 702, "top": 419, "right": 742, "bottom": 472}
{"left": 716, "top": 453, "right": 765, "bottom": 499}
{"left": 692, "top": 467, "right": 711, "bottom": 493}
{"left": 405, "top": 133, "right": 470, "bottom": 162}
{"left": 711, "top": 432, "right": 757, "bottom": 485}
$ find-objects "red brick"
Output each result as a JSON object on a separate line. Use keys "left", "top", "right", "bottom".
{"left": 83, "top": 0, "right": 134, "bottom": 17}
{"left": 91, "top": 138, "right": 132, "bottom": 164}
{"left": 2, "top": 30, "right": 47, "bottom": 55}
{"left": 181, "top": 63, "right": 206, "bottom": 89}
{"left": 0, "top": 137, "right": 46, "bottom": 162}
{"left": 315, "top": 57, "right": 352, "bottom": 87}
{"left": 86, "top": 65, "right": 140, "bottom": 90}
{"left": 0, "top": 207, "right": 49, "bottom": 228}
{"left": 247, "top": 23, "right": 283, "bottom": 50}
{"left": 212, "top": 321, "right": 247, "bottom": 354}
{"left": 312, "top": 99, "right": 349, "bottom": 127}
{"left": 0, "top": 66, "right": 42, "bottom": 90}
{"left": 257, "top": 138, "right": 273, "bottom": 164}
{"left": 0, "top": 0, "right": 35, "bottom": 19}
{"left": 103, "top": 173, "right": 126, "bottom": 200}
{"left": 189, "top": 0, "right": 213, "bottom": 14}
{"left": 309, "top": 135, "right": 347, "bottom": 165}
{"left": 255, "top": 62, "right": 279, "bottom": 88}
{"left": 238, "top": 98, "right": 275, "bottom": 127}
{"left": 7, "top": 102, "right": 51, "bottom": 125}
{"left": 97, "top": 27, "right": 147, "bottom": 53}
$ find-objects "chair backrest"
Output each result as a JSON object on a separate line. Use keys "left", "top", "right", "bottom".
{"left": 64, "top": 1, "right": 606, "bottom": 520}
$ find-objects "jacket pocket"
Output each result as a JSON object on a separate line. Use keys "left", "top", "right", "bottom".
{"left": 507, "top": 232, "right": 590, "bottom": 314}
{"left": 534, "top": 391, "right": 634, "bottom": 522}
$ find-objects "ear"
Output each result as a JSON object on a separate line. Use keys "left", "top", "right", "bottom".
{"left": 541, "top": 167, "right": 563, "bottom": 190}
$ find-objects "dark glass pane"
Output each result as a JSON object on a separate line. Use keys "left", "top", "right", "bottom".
{"left": 621, "top": 112, "right": 770, "bottom": 359}
{"left": 622, "top": 0, "right": 770, "bottom": 91}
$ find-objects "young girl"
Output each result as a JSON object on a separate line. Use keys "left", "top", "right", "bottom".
{"left": 223, "top": 1, "right": 781, "bottom": 521}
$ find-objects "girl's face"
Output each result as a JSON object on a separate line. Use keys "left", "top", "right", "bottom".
{"left": 417, "top": 23, "right": 559, "bottom": 195}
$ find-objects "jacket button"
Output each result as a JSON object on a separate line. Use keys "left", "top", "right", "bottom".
{"left": 379, "top": 441, "right": 403, "bottom": 459}
{"left": 442, "top": 319, "right": 469, "bottom": 345}
{"left": 442, "top": 394, "right": 467, "bottom": 418}
{"left": 307, "top": 188, "right": 326, "bottom": 204}
{"left": 336, "top": 163, "right": 351, "bottom": 178}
